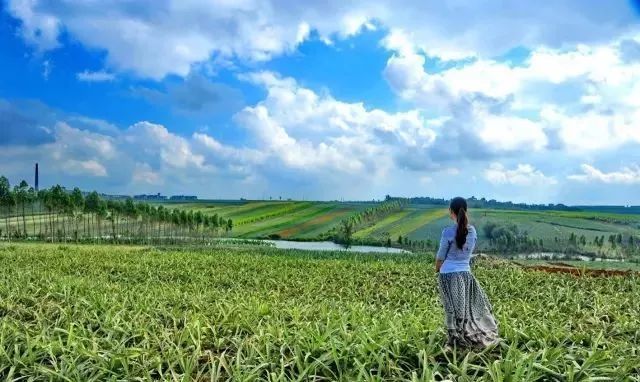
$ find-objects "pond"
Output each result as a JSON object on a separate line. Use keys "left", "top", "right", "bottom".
{"left": 264, "top": 240, "right": 410, "bottom": 254}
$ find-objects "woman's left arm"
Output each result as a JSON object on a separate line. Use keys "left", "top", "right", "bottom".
{"left": 435, "top": 229, "right": 451, "bottom": 273}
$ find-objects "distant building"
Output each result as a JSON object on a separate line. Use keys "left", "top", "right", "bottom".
{"left": 98, "top": 193, "right": 130, "bottom": 200}
{"left": 169, "top": 195, "right": 198, "bottom": 201}
{"left": 134, "top": 193, "right": 168, "bottom": 201}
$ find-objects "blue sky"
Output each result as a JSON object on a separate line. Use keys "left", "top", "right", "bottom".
{"left": 1, "top": 1, "right": 640, "bottom": 204}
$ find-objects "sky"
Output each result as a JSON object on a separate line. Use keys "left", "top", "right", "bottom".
{"left": 1, "top": 1, "right": 640, "bottom": 205}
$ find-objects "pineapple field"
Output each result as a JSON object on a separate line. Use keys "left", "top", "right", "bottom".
{"left": 0, "top": 243, "right": 638, "bottom": 380}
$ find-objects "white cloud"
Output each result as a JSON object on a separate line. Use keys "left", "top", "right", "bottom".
{"left": 384, "top": 33, "right": 640, "bottom": 153}
{"left": 568, "top": 164, "right": 640, "bottom": 185}
{"left": 384, "top": 37, "right": 640, "bottom": 109}
{"left": 8, "top": 0, "right": 639, "bottom": 79}
{"left": 77, "top": 70, "right": 116, "bottom": 82}
{"left": 541, "top": 107, "right": 640, "bottom": 151}
{"left": 63, "top": 159, "right": 108, "bottom": 177}
{"left": 41, "top": 60, "right": 52, "bottom": 80}
{"left": 484, "top": 163, "right": 557, "bottom": 186}
{"left": 9, "top": 0, "right": 60, "bottom": 51}
{"left": 0, "top": 111, "right": 266, "bottom": 195}
{"left": 132, "top": 163, "right": 162, "bottom": 185}
{"left": 235, "top": 71, "right": 437, "bottom": 175}
{"left": 476, "top": 113, "right": 548, "bottom": 152}
{"left": 123, "top": 122, "right": 206, "bottom": 170}
{"left": 53, "top": 122, "right": 117, "bottom": 160}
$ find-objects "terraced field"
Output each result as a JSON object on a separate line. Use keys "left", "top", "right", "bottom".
{"left": 154, "top": 201, "right": 373, "bottom": 240}
{"left": 234, "top": 203, "right": 342, "bottom": 238}
{"left": 274, "top": 206, "right": 355, "bottom": 239}
{"left": 354, "top": 207, "right": 448, "bottom": 240}
{"left": 4, "top": 200, "right": 640, "bottom": 252}
{"left": 409, "top": 209, "right": 639, "bottom": 244}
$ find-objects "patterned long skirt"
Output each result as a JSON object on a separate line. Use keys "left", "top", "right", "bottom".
{"left": 437, "top": 271, "right": 500, "bottom": 348}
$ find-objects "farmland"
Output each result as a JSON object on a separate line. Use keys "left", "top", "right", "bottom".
{"left": 1, "top": 243, "right": 639, "bottom": 380}
{"left": 1, "top": 176, "right": 639, "bottom": 263}
{"left": 3, "top": 198, "right": 640, "bottom": 261}
{"left": 146, "top": 200, "right": 640, "bottom": 245}
{"left": 151, "top": 201, "right": 640, "bottom": 260}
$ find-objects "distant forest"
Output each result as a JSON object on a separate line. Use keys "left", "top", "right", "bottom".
{"left": 386, "top": 195, "right": 582, "bottom": 211}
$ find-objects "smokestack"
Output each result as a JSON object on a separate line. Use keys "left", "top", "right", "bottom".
{"left": 35, "top": 163, "right": 39, "bottom": 192}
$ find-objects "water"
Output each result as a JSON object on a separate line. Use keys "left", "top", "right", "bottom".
{"left": 514, "top": 252, "right": 623, "bottom": 262}
{"left": 264, "top": 240, "right": 409, "bottom": 254}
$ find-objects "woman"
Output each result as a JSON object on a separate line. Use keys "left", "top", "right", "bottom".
{"left": 436, "top": 197, "right": 499, "bottom": 349}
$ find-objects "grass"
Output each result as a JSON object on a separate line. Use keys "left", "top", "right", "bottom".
{"left": 1, "top": 243, "right": 639, "bottom": 380}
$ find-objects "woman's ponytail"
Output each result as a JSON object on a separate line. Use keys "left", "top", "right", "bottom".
{"left": 450, "top": 197, "right": 469, "bottom": 249}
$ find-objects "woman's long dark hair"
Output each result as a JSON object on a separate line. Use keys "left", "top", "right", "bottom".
{"left": 450, "top": 197, "right": 468, "bottom": 249}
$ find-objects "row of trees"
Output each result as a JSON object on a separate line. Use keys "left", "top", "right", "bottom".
{"left": 481, "top": 222, "right": 543, "bottom": 253}
{"left": 0, "top": 176, "right": 232, "bottom": 244}
{"left": 331, "top": 199, "right": 409, "bottom": 247}
{"left": 566, "top": 232, "right": 639, "bottom": 257}
{"left": 387, "top": 195, "right": 579, "bottom": 212}
{"left": 480, "top": 221, "right": 640, "bottom": 257}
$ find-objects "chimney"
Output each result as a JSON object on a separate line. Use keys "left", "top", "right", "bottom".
{"left": 35, "top": 163, "right": 39, "bottom": 192}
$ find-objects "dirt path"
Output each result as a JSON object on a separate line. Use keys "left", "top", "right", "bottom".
{"left": 521, "top": 264, "right": 637, "bottom": 277}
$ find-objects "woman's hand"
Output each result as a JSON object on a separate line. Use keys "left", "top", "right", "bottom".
{"left": 435, "top": 259, "right": 443, "bottom": 273}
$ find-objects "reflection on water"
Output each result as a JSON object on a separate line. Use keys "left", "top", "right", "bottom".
{"left": 265, "top": 240, "right": 409, "bottom": 254}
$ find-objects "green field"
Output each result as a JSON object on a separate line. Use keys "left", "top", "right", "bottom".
{"left": 154, "top": 201, "right": 377, "bottom": 240}
{"left": 181, "top": 201, "right": 640, "bottom": 256}
{"left": 3, "top": 200, "right": 640, "bottom": 260}
{"left": 0, "top": 243, "right": 638, "bottom": 380}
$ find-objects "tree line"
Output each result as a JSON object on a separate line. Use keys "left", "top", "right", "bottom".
{"left": 0, "top": 176, "right": 232, "bottom": 244}
{"left": 482, "top": 221, "right": 640, "bottom": 258}
{"left": 386, "top": 195, "right": 579, "bottom": 212}
{"left": 566, "top": 232, "right": 640, "bottom": 258}
{"left": 329, "top": 199, "right": 409, "bottom": 248}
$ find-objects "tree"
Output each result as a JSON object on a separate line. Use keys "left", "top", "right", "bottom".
{"left": 14, "top": 180, "right": 29, "bottom": 237}
{"left": 107, "top": 200, "right": 121, "bottom": 243}
{"left": 85, "top": 192, "right": 101, "bottom": 241}
{"left": 124, "top": 198, "right": 138, "bottom": 239}
{"left": 0, "top": 176, "right": 12, "bottom": 241}
{"left": 25, "top": 186, "right": 38, "bottom": 237}
{"left": 579, "top": 235, "right": 587, "bottom": 246}
{"left": 70, "top": 188, "right": 84, "bottom": 242}
{"left": 338, "top": 219, "right": 354, "bottom": 249}
{"left": 96, "top": 199, "right": 108, "bottom": 243}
